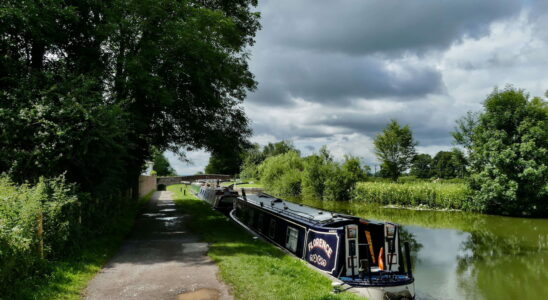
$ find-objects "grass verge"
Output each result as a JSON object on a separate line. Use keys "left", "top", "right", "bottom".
{"left": 9, "top": 192, "right": 154, "bottom": 300}
{"left": 168, "top": 184, "right": 362, "bottom": 300}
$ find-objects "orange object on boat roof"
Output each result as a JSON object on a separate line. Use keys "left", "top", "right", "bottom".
{"left": 378, "top": 247, "right": 385, "bottom": 270}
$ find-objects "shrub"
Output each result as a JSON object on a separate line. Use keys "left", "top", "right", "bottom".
{"left": 258, "top": 151, "right": 304, "bottom": 196}
{"left": 260, "top": 148, "right": 368, "bottom": 201}
{"left": 301, "top": 153, "right": 332, "bottom": 199}
{"left": 352, "top": 181, "right": 471, "bottom": 210}
{"left": 0, "top": 175, "right": 82, "bottom": 290}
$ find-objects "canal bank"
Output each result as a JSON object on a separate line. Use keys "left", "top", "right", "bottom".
{"left": 289, "top": 197, "right": 548, "bottom": 300}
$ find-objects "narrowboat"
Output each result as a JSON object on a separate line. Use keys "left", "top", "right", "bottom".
{"left": 193, "top": 182, "right": 239, "bottom": 214}
{"left": 230, "top": 191, "right": 415, "bottom": 300}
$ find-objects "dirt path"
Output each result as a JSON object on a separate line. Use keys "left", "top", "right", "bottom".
{"left": 84, "top": 191, "right": 233, "bottom": 300}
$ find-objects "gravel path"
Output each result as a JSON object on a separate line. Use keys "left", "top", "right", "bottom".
{"left": 84, "top": 191, "right": 233, "bottom": 300}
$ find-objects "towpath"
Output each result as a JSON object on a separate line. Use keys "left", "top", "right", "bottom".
{"left": 84, "top": 191, "right": 232, "bottom": 300}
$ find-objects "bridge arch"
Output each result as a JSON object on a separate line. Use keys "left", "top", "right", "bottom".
{"left": 156, "top": 174, "right": 233, "bottom": 187}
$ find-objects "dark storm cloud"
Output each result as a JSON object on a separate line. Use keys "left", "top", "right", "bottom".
{"left": 259, "top": 0, "right": 521, "bottom": 55}
{"left": 248, "top": 0, "right": 521, "bottom": 107}
{"left": 248, "top": 51, "right": 444, "bottom": 106}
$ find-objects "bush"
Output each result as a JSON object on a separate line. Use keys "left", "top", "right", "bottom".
{"left": 260, "top": 148, "right": 368, "bottom": 200}
{"left": 0, "top": 175, "right": 81, "bottom": 290}
{"left": 258, "top": 151, "right": 304, "bottom": 196}
{"left": 352, "top": 181, "right": 471, "bottom": 209}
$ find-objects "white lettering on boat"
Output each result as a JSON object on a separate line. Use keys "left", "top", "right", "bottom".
{"left": 307, "top": 238, "right": 333, "bottom": 258}
{"left": 309, "top": 254, "right": 327, "bottom": 267}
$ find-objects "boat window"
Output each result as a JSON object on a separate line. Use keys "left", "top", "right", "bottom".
{"left": 248, "top": 208, "right": 255, "bottom": 225}
{"left": 258, "top": 213, "right": 264, "bottom": 232}
{"left": 269, "top": 219, "right": 276, "bottom": 238}
{"left": 286, "top": 226, "right": 299, "bottom": 253}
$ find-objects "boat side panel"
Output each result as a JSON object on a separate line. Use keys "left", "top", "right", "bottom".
{"left": 304, "top": 227, "right": 343, "bottom": 275}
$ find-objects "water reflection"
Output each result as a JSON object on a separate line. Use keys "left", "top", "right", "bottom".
{"left": 288, "top": 197, "right": 548, "bottom": 300}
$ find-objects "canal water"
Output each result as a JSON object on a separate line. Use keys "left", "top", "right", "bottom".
{"left": 289, "top": 197, "right": 548, "bottom": 300}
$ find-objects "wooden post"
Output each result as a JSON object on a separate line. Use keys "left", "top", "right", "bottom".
{"left": 78, "top": 201, "right": 82, "bottom": 225}
{"left": 36, "top": 211, "right": 44, "bottom": 259}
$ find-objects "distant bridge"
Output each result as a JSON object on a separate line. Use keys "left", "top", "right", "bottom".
{"left": 156, "top": 174, "right": 233, "bottom": 186}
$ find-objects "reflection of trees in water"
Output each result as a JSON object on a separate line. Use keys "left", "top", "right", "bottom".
{"left": 291, "top": 196, "right": 548, "bottom": 299}
{"left": 456, "top": 230, "right": 548, "bottom": 300}
{"left": 296, "top": 196, "right": 490, "bottom": 232}
{"left": 398, "top": 227, "right": 422, "bottom": 268}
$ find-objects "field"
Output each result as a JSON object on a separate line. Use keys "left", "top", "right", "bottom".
{"left": 352, "top": 181, "right": 471, "bottom": 210}
{"left": 168, "top": 184, "right": 361, "bottom": 300}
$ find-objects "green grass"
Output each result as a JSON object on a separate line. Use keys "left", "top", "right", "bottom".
{"left": 9, "top": 192, "right": 154, "bottom": 300}
{"left": 221, "top": 181, "right": 264, "bottom": 188}
{"left": 353, "top": 181, "right": 471, "bottom": 210}
{"left": 168, "top": 184, "right": 362, "bottom": 300}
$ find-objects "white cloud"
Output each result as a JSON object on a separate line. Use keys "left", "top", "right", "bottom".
{"left": 165, "top": 150, "right": 210, "bottom": 175}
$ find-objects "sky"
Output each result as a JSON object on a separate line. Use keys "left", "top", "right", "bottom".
{"left": 167, "top": 0, "right": 548, "bottom": 175}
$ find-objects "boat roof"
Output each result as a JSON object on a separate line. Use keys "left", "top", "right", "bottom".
{"left": 241, "top": 193, "right": 382, "bottom": 226}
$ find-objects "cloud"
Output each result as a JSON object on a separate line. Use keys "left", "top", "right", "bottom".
{"left": 174, "top": 1, "right": 548, "bottom": 173}
{"left": 258, "top": 0, "right": 521, "bottom": 55}
{"left": 248, "top": 51, "right": 444, "bottom": 106}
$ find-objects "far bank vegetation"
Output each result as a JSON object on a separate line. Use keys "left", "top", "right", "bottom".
{"left": 240, "top": 87, "right": 547, "bottom": 217}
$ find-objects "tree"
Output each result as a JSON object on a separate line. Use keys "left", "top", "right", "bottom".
{"left": 374, "top": 120, "right": 417, "bottom": 181}
{"left": 323, "top": 155, "right": 369, "bottom": 201}
{"left": 240, "top": 144, "right": 265, "bottom": 179}
{"left": 411, "top": 154, "right": 432, "bottom": 178}
{"left": 262, "top": 140, "right": 299, "bottom": 157}
{"left": 432, "top": 151, "right": 456, "bottom": 178}
{"left": 464, "top": 87, "right": 548, "bottom": 216}
{"left": 240, "top": 140, "right": 298, "bottom": 179}
{"left": 205, "top": 148, "right": 244, "bottom": 175}
{"left": 450, "top": 148, "right": 468, "bottom": 178}
{"left": 152, "top": 152, "right": 176, "bottom": 176}
{"left": 431, "top": 150, "right": 468, "bottom": 179}
{"left": 301, "top": 147, "right": 333, "bottom": 198}
{"left": 258, "top": 151, "right": 304, "bottom": 196}
{"left": 452, "top": 111, "right": 479, "bottom": 155}
{"left": 0, "top": 0, "right": 260, "bottom": 197}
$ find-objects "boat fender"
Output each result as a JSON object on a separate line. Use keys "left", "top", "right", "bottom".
{"left": 378, "top": 247, "right": 385, "bottom": 270}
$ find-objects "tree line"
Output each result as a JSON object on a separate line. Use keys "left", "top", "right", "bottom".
{"left": 373, "top": 121, "right": 467, "bottom": 181}
{"left": 0, "top": 0, "right": 259, "bottom": 293}
{"left": 369, "top": 87, "right": 547, "bottom": 216}
{"left": 230, "top": 87, "right": 547, "bottom": 216}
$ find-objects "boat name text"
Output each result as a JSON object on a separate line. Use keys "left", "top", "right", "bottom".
{"left": 308, "top": 238, "right": 333, "bottom": 258}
